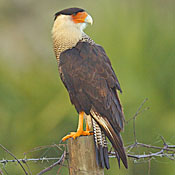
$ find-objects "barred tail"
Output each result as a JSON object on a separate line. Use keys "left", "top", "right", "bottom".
{"left": 91, "top": 110, "right": 128, "bottom": 169}
{"left": 92, "top": 119, "right": 110, "bottom": 169}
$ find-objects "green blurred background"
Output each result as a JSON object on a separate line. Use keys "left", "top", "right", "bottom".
{"left": 0, "top": 0, "right": 175, "bottom": 174}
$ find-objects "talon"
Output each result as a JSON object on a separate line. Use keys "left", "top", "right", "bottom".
{"left": 62, "top": 131, "right": 92, "bottom": 141}
{"left": 82, "top": 131, "right": 93, "bottom": 136}
{"left": 61, "top": 111, "right": 93, "bottom": 142}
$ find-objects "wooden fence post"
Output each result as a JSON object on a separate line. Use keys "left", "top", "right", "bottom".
{"left": 67, "top": 135, "right": 104, "bottom": 175}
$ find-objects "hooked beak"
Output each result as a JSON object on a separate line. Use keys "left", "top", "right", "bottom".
{"left": 85, "top": 14, "right": 93, "bottom": 25}
{"left": 72, "top": 12, "right": 93, "bottom": 25}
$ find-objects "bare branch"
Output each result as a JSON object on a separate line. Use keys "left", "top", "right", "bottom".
{"left": 126, "top": 142, "right": 175, "bottom": 152}
{"left": 109, "top": 139, "right": 175, "bottom": 161}
{"left": 25, "top": 144, "right": 65, "bottom": 154}
{"left": 160, "top": 136, "right": 168, "bottom": 147}
{"left": 2, "top": 165, "right": 8, "bottom": 175}
{"left": 37, "top": 150, "right": 66, "bottom": 175}
{"left": 125, "top": 98, "right": 149, "bottom": 144}
{"left": 0, "top": 98, "right": 174, "bottom": 174}
{"left": 126, "top": 98, "right": 149, "bottom": 123}
{"left": 0, "top": 168, "right": 4, "bottom": 175}
{"left": 148, "top": 159, "right": 151, "bottom": 175}
{"left": 109, "top": 149, "right": 175, "bottom": 160}
{"left": 110, "top": 97, "right": 175, "bottom": 164}
{"left": 0, "top": 144, "right": 28, "bottom": 175}
{"left": 24, "top": 162, "right": 32, "bottom": 175}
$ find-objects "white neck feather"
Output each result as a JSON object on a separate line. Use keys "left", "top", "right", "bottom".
{"left": 53, "top": 16, "right": 84, "bottom": 46}
{"left": 52, "top": 15, "right": 85, "bottom": 60}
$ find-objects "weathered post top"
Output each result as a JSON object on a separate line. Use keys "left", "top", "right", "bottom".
{"left": 67, "top": 135, "right": 104, "bottom": 175}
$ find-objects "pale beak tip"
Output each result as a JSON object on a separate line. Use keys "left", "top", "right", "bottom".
{"left": 85, "top": 14, "right": 93, "bottom": 25}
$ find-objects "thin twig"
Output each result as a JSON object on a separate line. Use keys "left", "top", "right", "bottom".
{"left": 0, "top": 144, "right": 28, "bottom": 175}
{"left": 126, "top": 142, "right": 175, "bottom": 152}
{"left": 127, "top": 150, "right": 164, "bottom": 159}
{"left": 37, "top": 151, "right": 66, "bottom": 175}
{"left": 25, "top": 144, "right": 65, "bottom": 154}
{"left": 124, "top": 139, "right": 175, "bottom": 160}
{"left": 57, "top": 154, "right": 66, "bottom": 175}
{"left": 148, "top": 158, "right": 151, "bottom": 175}
{"left": 133, "top": 116, "right": 137, "bottom": 143}
{"left": 0, "top": 168, "right": 4, "bottom": 175}
{"left": 109, "top": 149, "right": 175, "bottom": 159}
{"left": 167, "top": 145, "right": 175, "bottom": 148}
{"left": 57, "top": 145, "right": 67, "bottom": 175}
{"left": 24, "top": 161, "right": 32, "bottom": 175}
{"left": 0, "top": 98, "right": 174, "bottom": 174}
{"left": 126, "top": 98, "right": 149, "bottom": 123}
{"left": 160, "top": 136, "right": 168, "bottom": 147}
{"left": 2, "top": 165, "right": 8, "bottom": 175}
{"left": 126, "top": 98, "right": 149, "bottom": 144}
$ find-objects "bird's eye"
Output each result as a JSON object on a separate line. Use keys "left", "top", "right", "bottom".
{"left": 72, "top": 12, "right": 77, "bottom": 16}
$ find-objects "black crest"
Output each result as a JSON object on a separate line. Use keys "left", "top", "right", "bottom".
{"left": 54, "top": 7, "right": 85, "bottom": 21}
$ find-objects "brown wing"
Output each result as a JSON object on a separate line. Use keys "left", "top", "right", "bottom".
{"left": 59, "top": 41, "right": 128, "bottom": 168}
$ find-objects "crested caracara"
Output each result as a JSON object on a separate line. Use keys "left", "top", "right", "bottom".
{"left": 52, "top": 7, "right": 128, "bottom": 169}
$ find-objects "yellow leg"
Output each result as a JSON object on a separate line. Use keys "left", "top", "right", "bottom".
{"left": 62, "top": 111, "right": 93, "bottom": 142}
{"left": 86, "top": 121, "right": 90, "bottom": 131}
{"left": 77, "top": 111, "right": 84, "bottom": 131}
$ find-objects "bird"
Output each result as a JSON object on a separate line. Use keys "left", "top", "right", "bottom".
{"left": 52, "top": 7, "right": 128, "bottom": 169}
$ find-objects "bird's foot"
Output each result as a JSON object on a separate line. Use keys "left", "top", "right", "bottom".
{"left": 62, "top": 130, "right": 93, "bottom": 142}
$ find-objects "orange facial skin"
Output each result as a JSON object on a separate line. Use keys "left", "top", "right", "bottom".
{"left": 72, "top": 12, "right": 88, "bottom": 23}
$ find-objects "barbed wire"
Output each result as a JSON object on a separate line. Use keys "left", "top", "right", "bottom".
{"left": 0, "top": 157, "right": 61, "bottom": 164}
{"left": 0, "top": 98, "right": 174, "bottom": 174}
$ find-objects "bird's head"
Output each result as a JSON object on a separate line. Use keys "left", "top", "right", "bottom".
{"left": 52, "top": 8, "right": 93, "bottom": 59}
{"left": 53, "top": 8, "right": 93, "bottom": 32}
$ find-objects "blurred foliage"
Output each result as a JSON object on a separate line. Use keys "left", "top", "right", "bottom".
{"left": 0, "top": 0, "right": 175, "bottom": 174}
